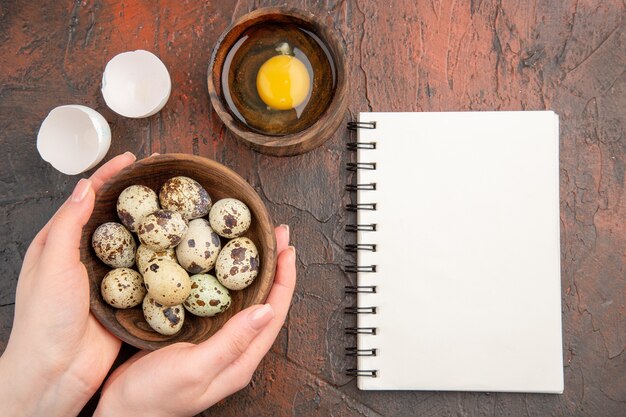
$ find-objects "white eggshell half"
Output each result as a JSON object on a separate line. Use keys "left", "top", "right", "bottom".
{"left": 37, "top": 105, "right": 111, "bottom": 175}
{"left": 102, "top": 50, "right": 171, "bottom": 118}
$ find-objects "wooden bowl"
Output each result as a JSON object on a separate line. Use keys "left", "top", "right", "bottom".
{"left": 207, "top": 7, "right": 348, "bottom": 156}
{"left": 80, "top": 154, "right": 277, "bottom": 350}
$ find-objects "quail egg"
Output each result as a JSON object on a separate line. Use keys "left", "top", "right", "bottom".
{"left": 159, "top": 176, "right": 211, "bottom": 220}
{"left": 116, "top": 185, "right": 160, "bottom": 232}
{"left": 137, "top": 209, "right": 188, "bottom": 251}
{"left": 92, "top": 222, "right": 136, "bottom": 268}
{"left": 143, "top": 259, "right": 191, "bottom": 306}
{"left": 100, "top": 268, "right": 146, "bottom": 309}
{"left": 142, "top": 294, "right": 185, "bottom": 335}
{"left": 176, "top": 219, "right": 221, "bottom": 274}
{"left": 215, "top": 237, "right": 260, "bottom": 290}
{"left": 184, "top": 274, "right": 232, "bottom": 317}
{"left": 208, "top": 198, "right": 252, "bottom": 238}
{"left": 135, "top": 244, "right": 177, "bottom": 274}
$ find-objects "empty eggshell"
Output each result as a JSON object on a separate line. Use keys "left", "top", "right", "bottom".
{"left": 135, "top": 244, "right": 177, "bottom": 274}
{"left": 159, "top": 176, "right": 211, "bottom": 220}
{"left": 102, "top": 50, "right": 171, "bottom": 118}
{"left": 142, "top": 294, "right": 185, "bottom": 336}
{"left": 176, "top": 219, "right": 221, "bottom": 274}
{"left": 215, "top": 237, "right": 260, "bottom": 290}
{"left": 143, "top": 259, "right": 191, "bottom": 306}
{"left": 209, "top": 198, "right": 252, "bottom": 238}
{"left": 117, "top": 185, "right": 160, "bottom": 232}
{"left": 137, "top": 209, "right": 188, "bottom": 251}
{"left": 37, "top": 105, "right": 111, "bottom": 175}
{"left": 100, "top": 268, "right": 146, "bottom": 309}
{"left": 184, "top": 274, "right": 231, "bottom": 317}
{"left": 92, "top": 222, "right": 136, "bottom": 268}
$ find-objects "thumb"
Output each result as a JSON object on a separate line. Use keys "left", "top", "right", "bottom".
{"left": 187, "top": 304, "right": 275, "bottom": 377}
{"left": 41, "top": 178, "right": 95, "bottom": 273}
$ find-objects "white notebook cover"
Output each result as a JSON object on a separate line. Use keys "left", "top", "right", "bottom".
{"left": 355, "top": 111, "right": 563, "bottom": 393}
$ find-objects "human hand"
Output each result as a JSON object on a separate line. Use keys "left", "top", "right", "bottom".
{"left": 94, "top": 225, "right": 296, "bottom": 417}
{"left": 0, "top": 152, "right": 137, "bottom": 417}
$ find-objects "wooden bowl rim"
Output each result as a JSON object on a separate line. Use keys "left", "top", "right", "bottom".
{"left": 84, "top": 153, "right": 277, "bottom": 350}
{"left": 207, "top": 7, "right": 348, "bottom": 156}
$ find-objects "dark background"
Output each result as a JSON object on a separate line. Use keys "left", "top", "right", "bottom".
{"left": 1, "top": 1, "right": 624, "bottom": 416}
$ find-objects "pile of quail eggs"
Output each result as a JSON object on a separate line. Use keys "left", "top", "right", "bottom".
{"left": 92, "top": 176, "right": 259, "bottom": 335}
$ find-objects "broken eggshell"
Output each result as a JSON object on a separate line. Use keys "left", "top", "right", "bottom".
{"left": 37, "top": 105, "right": 111, "bottom": 175}
{"left": 102, "top": 50, "right": 171, "bottom": 118}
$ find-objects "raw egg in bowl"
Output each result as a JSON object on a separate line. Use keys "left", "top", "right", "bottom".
{"left": 208, "top": 8, "right": 348, "bottom": 156}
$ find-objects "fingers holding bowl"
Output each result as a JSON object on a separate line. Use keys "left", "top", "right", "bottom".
{"left": 199, "top": 240, "right": 296, "bottom": 403}
{"left": 23, "top": 153, "right": 137, "bottom": 271}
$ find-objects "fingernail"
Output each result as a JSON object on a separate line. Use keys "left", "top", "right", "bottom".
{"left": 123, "top": 151, "right": 137, "bottom": 161}
{"left": 72, "top": 179, "right": 92, "bottom": 202}
{"left": 151, "top": 152, "right": 160, "bottom": 157}
{"left": 249, "top": 304, "right": 274, "bottom": 330}
{"left": 279, "top": 224, "right": 290, "bottom": 240}
{"left": 288, "top": 246, "right": 296, "bottom": 259}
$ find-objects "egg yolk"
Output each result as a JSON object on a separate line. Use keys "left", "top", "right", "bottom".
{"left": 256, "top": 55, "right": 310, "bottom": 110}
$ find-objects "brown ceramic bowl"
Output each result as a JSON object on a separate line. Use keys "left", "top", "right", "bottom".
{"left": 207, "top": 7, "right": 348, "bottom": 156}
{"left": 80, "top": 154, "right": 277, "bottom": 350}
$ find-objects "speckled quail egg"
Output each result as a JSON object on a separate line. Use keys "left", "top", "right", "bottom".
{"left": 142, "top": 294, "right": 185, "bottom": 335}
{"left": 136, "top": 209, "right": 188, "bottom": 251}
{"left": 92, "top": 222, "right": 136, "bottom": 268}
{"left": 116, "top": 185, "right": 160, "bottom": 232}
{"left": 159, "top": 176, "right": 211, "bottom": 220}
{"left": 215, "top": 237, "right": 260, "bottom": 290}
{"left": 143, "top": 259, "right": 191, "bottom": 306}
{"left": 176, "top": 219, "right": 221, "bottom": 274}
{"left": 135, "top": 244, "right": 177, "bottom": 274}
{"left": 208, "top": 198, "right": 252, "bottom": 238}
{"left": 100, "top": 268, "right": 146, "bottom": 309}
{"left": 184, "top": 274, "right": 231, "bottom": 317}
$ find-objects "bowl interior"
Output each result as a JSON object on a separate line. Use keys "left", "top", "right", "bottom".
{"left": 81, "top": 154, "right": 277, "bottom": 350}
{"left": 208, "top": 7, "right": 348, "bottom": 156}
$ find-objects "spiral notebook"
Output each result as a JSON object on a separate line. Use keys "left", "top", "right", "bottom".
{"left": 346, "top": 111, "right": 563, "bottom": 393}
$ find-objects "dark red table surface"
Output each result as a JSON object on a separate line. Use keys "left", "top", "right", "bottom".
{"left": 0, "top": 1, "right": 624, "bottom": 416}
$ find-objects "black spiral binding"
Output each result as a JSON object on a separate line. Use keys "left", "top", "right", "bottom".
{"left": 345, "top": 243, "right": 377, "bottom": 252}
{"left": 345, "top": 347, "right": 377, "bottom": 356}
{"left": 345, "top": 224, "right": 376, "bottom": 232}
{"left": 345, "top": 285, "right": 377, "bottom": 293}
{"left": 346, "top": 203, "right": 377, "bottom": 211}
{"left": 346, "top": 369, "right": 378, "bottom": 377}
{"left": 345, "top": 306, "right": 377, "bottom": 314}
{"left": 344, "top": 265, "right": 376, "bottom": 273}
{"left": 345, "top": 327, "right": 376, "bottom": 335}
{"left": 347, "top": 121, "right": 377, "bottom": 130}
{"left": 346, "top": 183, "right": 376, "bottom": 191}
{"left": 347, "top": 142, "right": 376, "bottom": 150}
{"left": 347, "top": 162, "right": 376, "bottom": 171}
{"left": 344, "top": 120, "right": 378, "bottom": 379}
